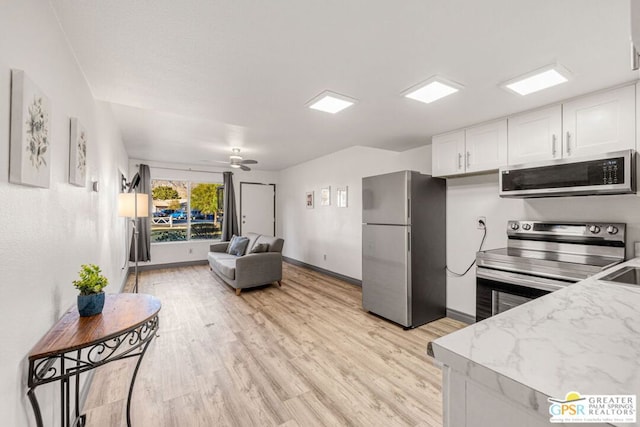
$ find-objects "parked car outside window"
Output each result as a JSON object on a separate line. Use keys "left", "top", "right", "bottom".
{"left": 171, "top": 210, "right": 187, "bottom": 220}
{"left": 191, "top": 210, "right": 205, "bottom": 220}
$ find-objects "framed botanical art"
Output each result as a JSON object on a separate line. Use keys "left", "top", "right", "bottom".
{"left": 69, "top": 118, "right": 87, "bottom": 187}
{"left": 9, "top": 69, "right": 51, "bottom": 188}
{"left": 306, "top": 191, "right": 314, "bottom": 209}
{"left": 336, "top": 186, "right": 348, "bottom": 208}
{"left": 320, "top": 186, "right": 331, "bottom": 206}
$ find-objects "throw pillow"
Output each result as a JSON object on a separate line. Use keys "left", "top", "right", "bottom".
{"left": 228, "top": 236, "right": 250, "bottom": 256}
{"left": 226, "top": 235, "right": 238, "bottom": 254}
{"left": 250, "top": 243, "right": 269, "bottom": 254}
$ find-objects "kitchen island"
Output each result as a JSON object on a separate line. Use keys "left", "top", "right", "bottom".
{"left": 429, "top": 258, "right": 640, "bottom": 427}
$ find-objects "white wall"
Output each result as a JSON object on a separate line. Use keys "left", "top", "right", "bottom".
{"left": 0, "top": 1, "right": 129, "bottom": 425}
{"left": 446, "top": 173, "right": 640, "bottom": 317}
{"left": 277, "top": 145, "right": 432, "bottom": 280}
{"left": 128, "top": 159, "right": 279, "bottom": 266}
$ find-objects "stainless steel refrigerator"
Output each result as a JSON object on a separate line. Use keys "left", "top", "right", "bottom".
{"left": 362, "top": 170, "right": 446, "bottom": 328}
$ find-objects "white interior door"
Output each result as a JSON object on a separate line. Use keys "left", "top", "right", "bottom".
{"left": 240, "top": 183, "right": 275, "bottom": 236}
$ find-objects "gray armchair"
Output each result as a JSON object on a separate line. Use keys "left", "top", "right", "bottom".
{"left": 207, "top": 232, "right": 284, "bottom": 295}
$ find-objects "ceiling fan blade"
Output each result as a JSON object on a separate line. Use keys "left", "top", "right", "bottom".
{"left": 240, "top": 165, "right": 251, "bottom": 171}
{"left": 240, "top": 159, "right": 258, "bottom": 164}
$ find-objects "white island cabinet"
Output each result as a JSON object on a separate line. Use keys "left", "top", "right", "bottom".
{"left": 432, "top": 120, "right": 507, "bottom": 177}
{"left": 429, "top": 258, "right": 640, "bottom": 427}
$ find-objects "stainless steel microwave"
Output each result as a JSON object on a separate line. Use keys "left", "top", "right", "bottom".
{"left": 499, "top": 150, "right": 636, "bottom": 198}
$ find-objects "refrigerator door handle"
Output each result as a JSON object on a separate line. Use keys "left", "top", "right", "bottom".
{"left": 407, "top": 231, "right": 411, "bottom": 252}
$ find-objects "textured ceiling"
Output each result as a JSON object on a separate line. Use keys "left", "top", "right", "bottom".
{"left": 50, "top": 0, "right": 637, "bottom": 171}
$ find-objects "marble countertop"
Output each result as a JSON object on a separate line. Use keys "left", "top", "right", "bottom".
{"left": 430, "top": 257, "right": 640, "bottom": 425}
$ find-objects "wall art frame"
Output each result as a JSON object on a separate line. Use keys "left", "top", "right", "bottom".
{"left": 306, "top": 191, "right": 314, "bottom": 209}
{"left": 69, "top": 117, "right": 87, "bottom": 187}
{"left": 9, "top": 69, "right": 51, "bottom": 188}
{"left": 336, "top": 186, "right": 348, "bottom": 208}
{"left": 320, "top": 186, "right": 331, "bottom": 206}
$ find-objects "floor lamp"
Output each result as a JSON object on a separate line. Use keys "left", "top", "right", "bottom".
{"left": 118, "top": 191, "right": 149, "bottom": 293}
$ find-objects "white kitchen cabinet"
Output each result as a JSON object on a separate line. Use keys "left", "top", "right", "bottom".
{"left": 562, "top": 84, "right": 635, "bottom": 158}
{"left": 432, "top": 121, "right": 507, "bottom": 177}
{"left": 464, "top": 120, "right": 507, "bottom": 173}
{"left": 507, "top": 105, "right": 562, "bottom": 165}
{"left": 432, "top": 84, "right": 636, "bottom": 178}
{"left": 432, "top": 130, "right": 465, "bottom": 177}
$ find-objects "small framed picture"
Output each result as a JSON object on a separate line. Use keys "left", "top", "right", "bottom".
{"left": 306, "top": 191, "right": 314, "bottom": 208}
{"left": 336, "top": 186, "right": 348, "bottom": 208}
{"left": 9, "top": 69, "right": 51, "bottom": 188}
{"left": 69, "top": 117, "right": 87, "bottom": 187}
{"left": 320, "top": 186, "right": 331, "bottom": 206}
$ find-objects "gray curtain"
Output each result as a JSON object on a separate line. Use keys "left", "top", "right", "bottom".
{"left": 130, "top": 164, "right": 151, "bottom": 262}
{"left": 221, "top": 171, "right": 239, "bottom": 241}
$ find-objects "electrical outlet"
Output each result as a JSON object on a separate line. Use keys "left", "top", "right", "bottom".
{"left": 477, "top": 216, "right": 486, "bottom": 229}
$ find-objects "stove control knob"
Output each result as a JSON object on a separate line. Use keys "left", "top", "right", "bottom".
{"left": 510, "top": 222, "right": 519, "bottom": 230}
{"left": 606, "top": 225, "right": 618, "bottom": 235}
{"left": 522, "top": 223, "right": 532, "bottom": 230}
{"left": 589, "top": 225, "right": 601, "bottom": 234}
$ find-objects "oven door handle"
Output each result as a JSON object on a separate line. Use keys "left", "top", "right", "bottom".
{"left": 476, "top": 268, "right": 570, "bottom": 293}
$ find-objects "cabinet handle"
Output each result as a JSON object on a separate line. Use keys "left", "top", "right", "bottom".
{"left": 566, "top": 131, "right": 571, "bottom": 155}
{"left": 458, "top": 153, "right": 463, "bottom": 169}
{"left": 552, "top": 134, "right": 557, "bottom": 157}
{"left": 466, "top": 151, "right": 471, "bottom": 168}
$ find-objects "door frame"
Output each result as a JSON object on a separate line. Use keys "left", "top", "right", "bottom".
{"left": 239, "top": 182, "right": 276, "bottom": 236}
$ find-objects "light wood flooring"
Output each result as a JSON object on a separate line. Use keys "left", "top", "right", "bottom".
{"left": 83, "top": 262, "right": 466, "bottom": 426}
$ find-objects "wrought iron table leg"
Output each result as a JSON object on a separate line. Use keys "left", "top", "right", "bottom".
{"left": 126, "top": 340, "right": 152, "bottom": 427}
{"left": 75, "top": 350, "right": 81, "bottom": 423}
{"left": 27, "top": 388, "right": 44, "bottom": 427}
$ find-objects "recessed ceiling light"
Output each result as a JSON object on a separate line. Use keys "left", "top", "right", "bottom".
{"left": 307, "top": 91, "right": 357, "bottom": 114}
{"left": 502, "top": 64, "right": 570, "bottom": 96}
{"left": 403, "top": 76, "right": 464, "bottom": 104}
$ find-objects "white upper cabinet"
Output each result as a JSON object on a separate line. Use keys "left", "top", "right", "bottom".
{"left": 431, "top": 84, "right": 637, "bottom": 178}
{"left": 507, "top": 105, "right": 562, "bottom": 165}
{"left": 562, "top": 85, "right": 635, "bottom": 158}
{"left": 464, "top": 120, "right": 507, "bottom": 173}
{"left": 431, "top": 121, "right": 507, "bottom": 177}
{"left": 432, "top": 130, "right": 465, "bottom": 177}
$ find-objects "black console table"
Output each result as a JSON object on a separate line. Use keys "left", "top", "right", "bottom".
{"left": 27, "top": 294, "right": 161, "bottom": 427}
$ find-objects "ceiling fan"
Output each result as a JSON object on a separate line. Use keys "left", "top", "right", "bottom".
{"left": 227, "top": 148, "right": 257, "bottom": 171}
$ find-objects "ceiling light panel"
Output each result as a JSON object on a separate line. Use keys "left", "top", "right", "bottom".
{"left": 307, "top": 91, "right": 357, "bottom": 114}
{"left": 403, "top": 76, "right": 464, "bottom": 104}
{"left": 502, "top": 64, "right": 570, "bottom": 96}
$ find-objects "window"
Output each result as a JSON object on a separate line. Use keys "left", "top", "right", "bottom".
{"left": 150, "top": 180, "right": 224, "bottom": 243}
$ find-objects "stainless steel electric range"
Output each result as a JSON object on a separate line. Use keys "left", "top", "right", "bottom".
{"left": 475, "top": 220, "right": 626, "bottom": 321}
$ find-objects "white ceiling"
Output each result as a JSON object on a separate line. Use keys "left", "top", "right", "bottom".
{"left": 50, "top": 0, "right": 637, "bottom": 171}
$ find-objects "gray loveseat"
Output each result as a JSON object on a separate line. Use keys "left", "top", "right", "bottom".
{"left": 208, "top": 232, "right": 285, "bottom": 295}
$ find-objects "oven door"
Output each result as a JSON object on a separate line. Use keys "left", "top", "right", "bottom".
{"left": 476, "top": 267, "right": 572, "bottom": 322}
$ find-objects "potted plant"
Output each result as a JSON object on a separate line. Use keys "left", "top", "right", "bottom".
{"left": 73, "top": 264, "right": 108, "bottom": 317}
